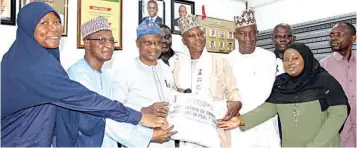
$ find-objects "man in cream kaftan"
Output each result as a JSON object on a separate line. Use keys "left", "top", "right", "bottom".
{"left": 174, "top": 14, "right": 242, "bottom": 148}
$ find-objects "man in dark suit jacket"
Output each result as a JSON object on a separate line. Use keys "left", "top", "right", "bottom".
{"left": 173, "top": 5, "right": 187, "bottom": 26}
{"left": 143, "top": 16, "right": 162, "bottom": 25}
{"left": 142, "top": 0, "right": 162, "bottom": 25}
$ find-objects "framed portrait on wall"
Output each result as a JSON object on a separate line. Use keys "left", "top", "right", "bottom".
{"left": 77, "top": 0, "right": 123, "bottom": 50}
{"left": 209, "top": 40, "right": 216, "bottom": 49}
{"left": 228, "top": 31, "right": 233, "bottom": 39}
{"left": 202, "top": 27, "right": 206, "bottom": 34}
{"left": 1, "top": 0, "right": 16, "bottom": 25}
{"left": 219, "top": 30, "right": 225, "bottom": 38}
{"left": 20, "top": 0, "right": 68, "bottom": 36}
{"left": 209, "top": 28, "right": 216, "bottom": 37}
{"left": 197, "top": 15, "right": 235, "bottom": 54}
{"left": 171, "top": 0, "right": 195, "bottom": 34}
{"left": 218, "top": 41, "right": 225, "bottom": 49}
{"left": 139, "top": 0, "right": 165, "bottom": 25}
{"left": 227, "top": 41, "right": 234, "bottom": 51}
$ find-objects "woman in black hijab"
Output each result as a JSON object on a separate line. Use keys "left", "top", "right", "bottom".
{"left": 218, "top": 42, "right": 348, "bottom": 147}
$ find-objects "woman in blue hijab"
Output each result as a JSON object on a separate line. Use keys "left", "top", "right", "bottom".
{"left": 1, "top": 2, "right": 165, "bottom": 147}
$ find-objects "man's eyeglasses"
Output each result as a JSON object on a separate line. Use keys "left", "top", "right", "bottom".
{"left": 87, "top": 37, "right": 118, "bottom": 45}
{"left": 142, "top": 40, "right": 162, "bottom": 46}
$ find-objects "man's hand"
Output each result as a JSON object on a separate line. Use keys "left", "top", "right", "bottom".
{"left": 141, "top": 102, "right": 169, "bottom": 117}
{"left": 140, "top": 114, "right": 168, "bottom": 129}
{"left": 217, "top": 116, "right": 243, "bottom": 131}
{"left": 222, "top": 101, "right": 242, "bottom": 121}
{"left": 151, "top": 125, "right": 178, "bottom": 143}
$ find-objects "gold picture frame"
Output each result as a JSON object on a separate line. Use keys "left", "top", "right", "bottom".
{"left": 20, "top": 0, "right": 69, "bottom": 36}
{"left": 77, "top": 0, "right": 123, "bottom": 50}
{"left": 198, "top": 15, "right": 236, "bottom": 54}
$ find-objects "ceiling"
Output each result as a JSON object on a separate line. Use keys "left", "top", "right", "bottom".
{"left": 229, "top": 0, "right": 284, "bottom": 8}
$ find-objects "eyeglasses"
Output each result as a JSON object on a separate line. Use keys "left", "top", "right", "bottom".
{"left": 142, "top": 40, "right": 162, "bottom": 46}
{"left": 87, "top": 37, "right": 118, "bottom": 45}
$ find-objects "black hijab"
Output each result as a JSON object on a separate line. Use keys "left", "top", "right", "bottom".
{"left": 266, "top": 43, "right": 348, "bottom": 109}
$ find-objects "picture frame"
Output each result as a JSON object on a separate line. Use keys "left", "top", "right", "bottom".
{"left": 77, "top": 0, "right": 123, "bottom": 50}
{"left": 197, "top": 15, "right": 236, "bottom": 54}
{"left": 19, "top": 0, "right": 68, "bottom": 36}
{"left": 1, "top": 0, "right": 16, "bottom": 25}
{"left": 171, "top": 0, "right": 195, "bottom": 34}
{"left": 139, "top": 0, "right": 165, "bottom": 25}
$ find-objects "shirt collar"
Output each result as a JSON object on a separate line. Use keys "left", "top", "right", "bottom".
{"left": 83, "top": 58, "right": 103, "bottom": 74}
{"left": 333, "top": 51, "right": 356, "bottom": 62}
{"left": 150, "top": 16, "right": 157, "bottom": 21}
{"left": 193, "top": 48, "right": 208, "bottom": 60}
{"left": 234, "top": 47, "right": 257, "bottom": 57}
{"left": 274, "top": 49, "right": 281, "bottom": 59}
{"left": 160, "top": 48, "right": 175, "bottom": 66}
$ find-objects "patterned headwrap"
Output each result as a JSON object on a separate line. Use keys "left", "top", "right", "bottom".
{"left": 136, "top": 18, "right": 160, "bottom": 39}
{"left": 81, "top": 16, "right": 111, "bottom": 39}
{"left": 234, "top": 8, "right": 256, "bottom": 28}
{"left": 178, "top": 14, "right": 201, "bottom": 35}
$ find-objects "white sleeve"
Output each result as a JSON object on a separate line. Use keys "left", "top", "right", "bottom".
{"left": 112, "top": 69, "right": 129, "bottom": 104}
{"left": 107, "top": 69, "right": 153, "bottom": 147}
{"left": 240, "top": 52, "right": 276, "bottom": 113}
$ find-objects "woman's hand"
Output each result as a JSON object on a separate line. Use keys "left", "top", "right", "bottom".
{"left": 217, "top": 116, "right": 243, "bottom": 131}
{"left": 222, "top": 101, "right": 242, "bottom": 121}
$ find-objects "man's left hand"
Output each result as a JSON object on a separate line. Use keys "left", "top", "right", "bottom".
{"left": 222, "top": 101, "right": 242, "bottom": 121}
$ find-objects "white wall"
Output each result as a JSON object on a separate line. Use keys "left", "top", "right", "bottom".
{"left": 0, "top": 0, "right": 245, "bottom": 71}
{"left": 253, "top": 0, "right": 357, "bottom": 30}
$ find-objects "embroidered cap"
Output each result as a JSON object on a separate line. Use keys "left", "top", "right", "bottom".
{"left": 234, "top": 8, "right": 256, "bottom": 28}
{"left": 81, "top": 16, "right": 111, "bottom": 39}
{"left": 178, "top": 14, "right": 202, "bottom": 35}
{"left": 136, "top": 18, "right": 160, "bottom": 39}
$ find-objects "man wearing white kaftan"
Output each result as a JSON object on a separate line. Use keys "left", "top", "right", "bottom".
{"left": 113, "top": 19, "right": 176, "bottom": 148}
{"left": 228, "top": 9, "right": 280, "bottom": 148}
{"left": 113, "top": 59, "right": 175, "bottom": 148}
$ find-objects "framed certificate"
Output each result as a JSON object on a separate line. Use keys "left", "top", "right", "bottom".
{"left": 1, "top": 0, "right": 16, "bottom": 25}
{"left": 20, "top": 0, "right": 69, "bottom": 36}
{"left": 77, "top": 0, "right": 123, "bottom": 50}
